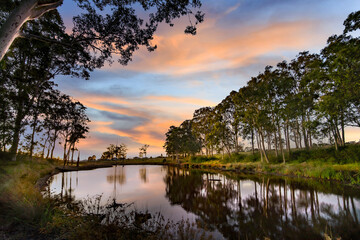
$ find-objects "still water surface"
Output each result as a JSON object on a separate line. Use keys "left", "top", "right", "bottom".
{"left": 48, "top": 165, "right": 360, "bottom": 239}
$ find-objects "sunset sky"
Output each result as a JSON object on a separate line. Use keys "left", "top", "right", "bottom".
{"left": 53, "top": 0, "right": 360, "bottom": 158}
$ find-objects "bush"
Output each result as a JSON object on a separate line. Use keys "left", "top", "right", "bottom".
{"left": 244, "top": 153, "right": 260, "bottom": 162}
{"left": 221, "top": 153, "right": 248, "bottom": 163}
{"left": 190, "top": 156, "right": 217, "bottom": 163}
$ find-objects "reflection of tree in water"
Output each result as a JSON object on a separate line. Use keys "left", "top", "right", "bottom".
{"left": 58, "top": 172, "right": 76, "bottom": 206}
{"left": 164, "top": 167, "right": 360, "bottom": 240}
{"left": 107, "top": 166, "right": 126, "bottom": 185}
{"left": 139, "top": 168, "right": 148, "bottom": 183}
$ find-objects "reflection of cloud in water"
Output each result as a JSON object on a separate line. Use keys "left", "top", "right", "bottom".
{"left": 48, "top": 165, "right": 360, "bottom": 240}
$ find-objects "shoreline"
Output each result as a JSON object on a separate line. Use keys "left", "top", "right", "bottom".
{"left": 36, "top": 159, "right": 360, "bottom": 191}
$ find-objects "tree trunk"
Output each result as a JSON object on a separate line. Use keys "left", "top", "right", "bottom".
{"left": 259, "top": 129, "right": 269, "bottom": 163}
{"left": 251, "top": 128, "right": 254, "bottom": 155}
{"left": 66, "top": 142, "right": 72, "bottom": 165}
{"left": 255, "top": 131, "right": 263, "bottom": 162}
{"left": 50, "top": 131, "right": 58, "bottom": 159}
{"left": 278, "top": 123, "right": 285, "bottom": 164}
{"left": 63, "top": 139, "right": 67, "bottom": 166}
{"left": 341, "top": 112, "right": 345, "bottom": 146}
{"left": 293, "top": 128, "right": 299, "bottom": 149}
{"left": 332, "top": 126, "right": 338, "bottom": 151}
{"left": 29, "top": 102, "right": 40, "bottom": 158}
{"left": 9, "top": 101, "right": 24, "bottom": 160}
{"left": 274, "top": 128, "right": 279, "bottom": 158}
{"left": 41, "top": 134, "right": 50, "bottom": 158}
{"left": 285, "top": 121, "right": 291, "bottom": 156}
{"left": 301, "top": 115, "right": 309, "bottom": 150}
{"left": 0, "top": 0, "right": 63, "bottom": 61}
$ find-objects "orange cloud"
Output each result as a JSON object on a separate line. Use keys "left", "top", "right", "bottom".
{"left": 118, "top": 20, "right": 322, "bottom": 75}
{"left": 91, "top": 119, "right": 180, "bottom": 148}
{"left": 145, "top": 95, "right": 216, "bottom": 106}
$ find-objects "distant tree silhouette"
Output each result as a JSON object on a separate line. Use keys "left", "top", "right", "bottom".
{"left": 139, "top": 144, "right": 149, "bottom": 158}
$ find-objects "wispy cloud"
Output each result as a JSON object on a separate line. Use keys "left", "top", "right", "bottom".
{"left": 145, "top": 95, "right": 216, "bottom": 106}
{"left": 120, "top": 20, "right": 323, "bottom": 75}
{"left": 55, "top": 0, "right": 360, "bottom": 158}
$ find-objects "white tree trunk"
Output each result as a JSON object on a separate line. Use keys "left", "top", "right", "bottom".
{"left": 0, "top": 0, "right": 63, "bottom": 60}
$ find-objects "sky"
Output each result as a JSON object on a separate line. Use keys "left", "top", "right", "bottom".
{"left": 53, "top": 0, "right": 360, "bottom": 159}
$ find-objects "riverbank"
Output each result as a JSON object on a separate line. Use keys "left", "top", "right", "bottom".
{"left": 0, "top": 156, "right": 174, "bottom": 239}
{"left": 56, "top": 158, "right": 360, "bottom": 187}
{"left": 0, "top": 156, "right": 60, "bottom": 239}
{"left": 1, "top": 147, "right": 359, "bottom": 239}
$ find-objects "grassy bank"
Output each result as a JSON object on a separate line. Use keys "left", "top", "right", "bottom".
{"left": 182, "top": 144, "right": 360, "bottom": 185}
{"left": 0, "top": 154, "right": 203, "bottom": 240}
{"left": 0, "top": 153, "right": 60, "bottom": 239}
{"left": 0, "top": 145, "right": 359, "bottom": 239}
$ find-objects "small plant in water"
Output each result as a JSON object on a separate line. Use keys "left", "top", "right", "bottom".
{"left": 50, "top": 194, "right": 214, "bottom": 240}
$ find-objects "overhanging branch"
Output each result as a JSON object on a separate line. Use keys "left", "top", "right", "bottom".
{"left": 30, "top": 0, "right": 63, "bottom": 20}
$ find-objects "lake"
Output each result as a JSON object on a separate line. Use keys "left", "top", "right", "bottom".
{"left": 48, "top": 165, "right": 360, "bottom": 239}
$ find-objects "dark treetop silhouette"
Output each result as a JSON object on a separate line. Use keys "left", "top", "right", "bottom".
{"left": 0, "top": 0, "right": 204, "bottom": 62}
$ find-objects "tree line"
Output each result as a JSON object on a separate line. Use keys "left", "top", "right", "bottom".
{"left": 0, "top": 1, "right": 205, "bottom": 162}
{"left": 0, "top": 0, "right": 203, "bottom": 162}
{"left": 164, "top": 11, "right": 360, "bottom": 163}
{"left": 0, "top": 12, "right": 90, "bottom": 162}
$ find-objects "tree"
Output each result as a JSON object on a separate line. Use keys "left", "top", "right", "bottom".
{"left": 116, "top": 143, "right": 128, "bottom": 159}
{"left": 0, "top": 11, "right": 92, "bottom": 160}
{"left": 139, "top": 144, "right": 149, "bottom": 158}
{"left": 102, "top": 143, "right": 127, "bottom": 160}
{"left": 0, "top": 0, "right": 204, "bottom": 62}
{"left": 164, "top": 120, "right": 201, "bottom": 161}
{"left": 316, "top": 33, "right": 360, "bottom": 150}
{"left": 192, "top": 107, "right": 214, "bottom": 156}
{"left": 61, "top": 98, "right": 90, "bottom": 166}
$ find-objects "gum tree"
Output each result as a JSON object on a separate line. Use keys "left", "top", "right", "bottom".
{"left": 0, "top": 0, "right": 204, "bottom": 62}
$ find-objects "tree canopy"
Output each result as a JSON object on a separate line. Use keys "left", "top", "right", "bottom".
{"left": 165, "top": 10, "right": 360, "bottom": 162}
{"left": 0, "top": 0, "right": 204, "bottom": 63}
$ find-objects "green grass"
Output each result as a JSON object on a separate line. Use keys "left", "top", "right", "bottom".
{"left": 0, "top": 153, "right": 61, "bottom": 239}
{"left": 1, "top": 145, "right": 359, "bottom": 238}
{"left": 0, "top": 153, "right": 213, "bottom": 239}
{"left": 180, "top": 144, "right": 360, "bottom": 185}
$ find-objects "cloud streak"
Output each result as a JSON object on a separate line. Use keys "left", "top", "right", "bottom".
{"left": 54, "top": 0, "right": 360, "bottom": 158}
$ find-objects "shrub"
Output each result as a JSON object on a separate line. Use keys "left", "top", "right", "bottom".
{"left": 190, "top": 156, "right": 217, "bottom": 163}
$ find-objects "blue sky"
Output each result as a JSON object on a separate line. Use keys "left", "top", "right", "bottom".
{"left": 52, "top": 0, "right": 360, "bottom": 158}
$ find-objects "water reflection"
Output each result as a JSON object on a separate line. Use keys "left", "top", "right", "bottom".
{"left": 48, "top": 165, "right": 360, "bottom": 240}
{"left": 164, "top": 167, "right": 360, "bottom": 239}
{"left": 139, "top": 168, "right": 148, "bottom": 183}
{"left": 106, "top": 166, "right": 126, "bottom": 185}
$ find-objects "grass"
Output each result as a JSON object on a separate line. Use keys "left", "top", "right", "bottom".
{"left": 0, "top": 152, "right": 60, "bottom": 239}
{"left": 180, "top": 144, "right": 360, "bottom": 185}
{"left": 0, "top": 153, "right": 212, "bottom": 240}
{"left": 0, "top": 145, "right": 359, "bottom": 238}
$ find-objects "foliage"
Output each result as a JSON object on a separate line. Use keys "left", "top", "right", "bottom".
{"left": 101, "top": 143, "right": 128, "bottom": 160}
{"left": 164, "top": 120, "right": 202, "bottom": 157}
{"left": 0, "top": 12, "right": 90, "bottom": 160}
{"left": 190, "top": 155, "right": 217, "bottom": 163}
{"left": 0, "top": 0, "right": 204, "bottom": 62}
{"left": 166, "top": 10, "right": 360, "bottom": 164}
{"left": 139, "top": 144, "right": 150, "bottom": 158}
